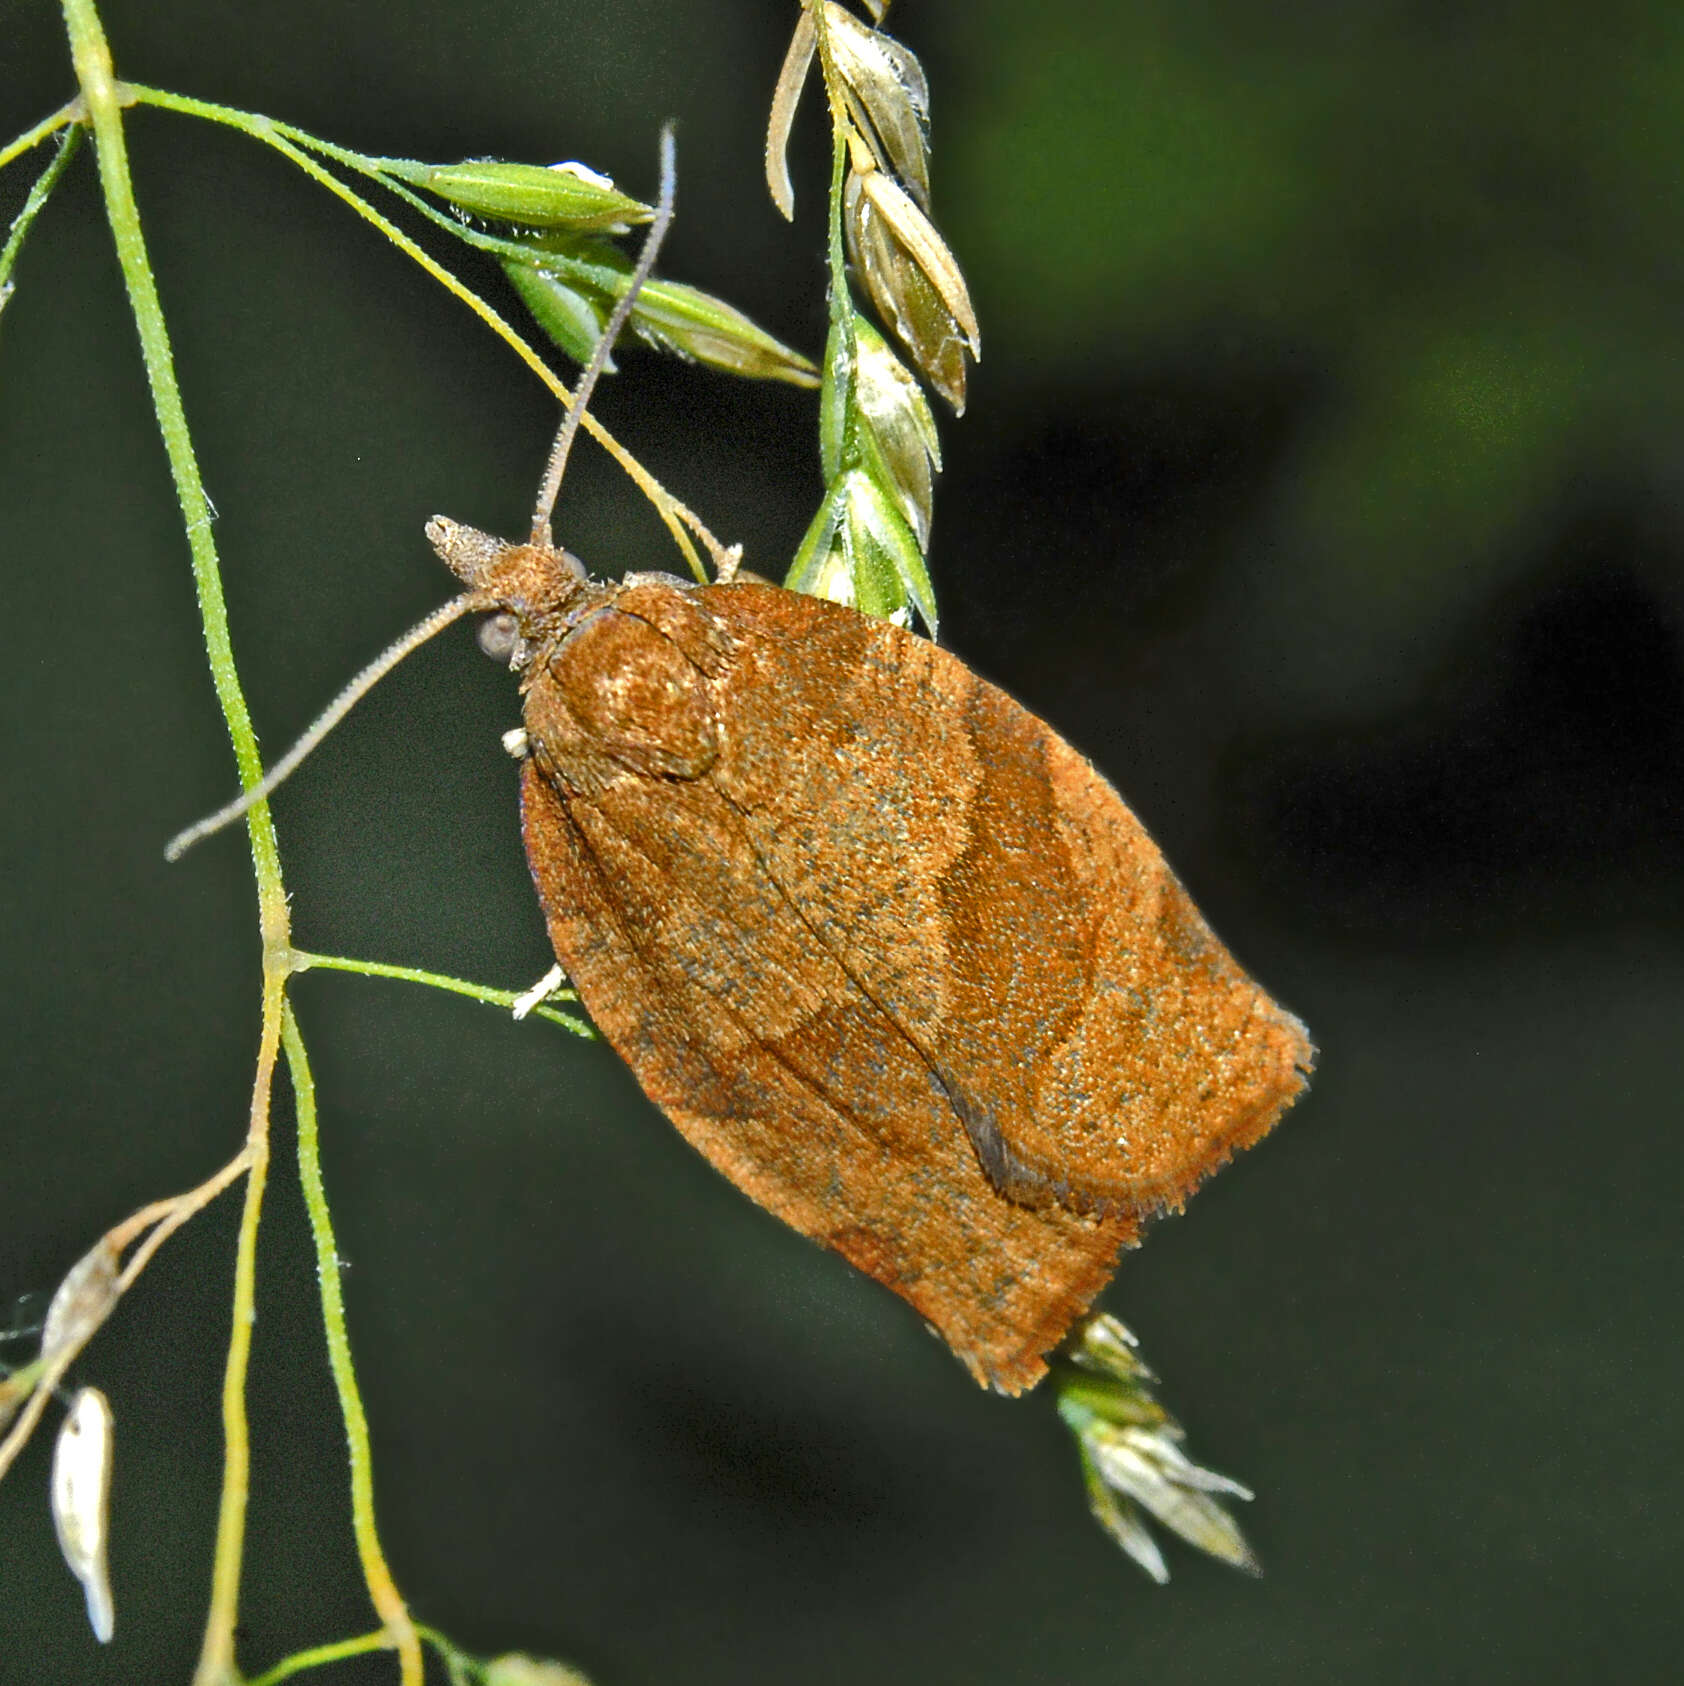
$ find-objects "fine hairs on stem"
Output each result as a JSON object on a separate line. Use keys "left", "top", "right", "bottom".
{"left": 163, "top": 124, "right": 683, "bottom": 865}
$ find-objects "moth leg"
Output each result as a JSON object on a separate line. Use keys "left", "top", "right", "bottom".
{"left": 511, "top": 963, "right": 567, "bottom": 1020}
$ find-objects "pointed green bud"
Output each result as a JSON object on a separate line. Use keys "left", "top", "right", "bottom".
{"left": 819, "top": 311, "right": 940, "bottom": 551}
{"left": 385, "top": 158, "right": 653, "bottom": 231}
{"left": 1082, "top": 1417, "right": 1259, "bottom": 1576}
{"left": 840, "top": 467, "right": 921, "bottom": 622}
{"left": 630, "top": 279, "right": 818, "bottom": 387}
{"left": 787, "top": 477, "right": 903, "bottom": 617}
{"left": 1065, "top": 1308, "right": 1159, "bottom": 1388}
{"left": 786, "top": 480, "right": 850, "bottom": 602}
{"left": 503, "top": 263, "right": 614, "bottom": 368}
{"left": 787, "top": 469, "right": 935, "bottom": 632}
{"left": 1075, "top": 1429, "right": 1172, "bottom": 1582}
{"left": 503, "top": 238, "right": 817, "bottom": 387}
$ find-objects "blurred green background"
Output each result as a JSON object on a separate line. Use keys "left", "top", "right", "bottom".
{"left": 2, "top": 1, "right": 1680, "bottom": 1681}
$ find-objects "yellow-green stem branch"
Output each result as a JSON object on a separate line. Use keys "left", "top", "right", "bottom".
{"left": 195, "top": 972, "right": 282, "bottom": 1685}
{"left": 248, "top": 1624, "right": 489, "bottom": 1686}
{"left": 292, "top": 949, "right": 592, "bottom": 1037}
{"left": 59, "top": 31, "right": 284, "bottom": 906}
{"left": 248, "top": 1628, "right": 392, "bottom": 1686}
{"left": 809, "top": 0, "right": 855, "bottom": 305}
{"left": 1, "top": 123, "right": 84, "bottom": 294}
{"left": 0, "top": 96, "right": 82, "bottom": 173}
{"left": 282, "top": 1006, "right": 423, "bottom": 1686}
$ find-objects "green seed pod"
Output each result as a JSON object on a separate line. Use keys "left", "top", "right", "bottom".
{"left": 386, "top": 158, "right": 653, "bottom": 231}
{"left": 852, "top": 316, "right": 941, "bottom": 547}
{"left": 502, "top": 263, "right": 613, "bottom": 368}
{"left": 786, "top": 467, "right": 935, "bottom": 632}
{"left": 629, "top": 279, "right": 818, "bottom": 388}
{"left": 505, "top": 237, "right": 817, "bottom": 387}
{"left": 786, "top": 479, "right": 851, "bottom": 603}
{"left": 840, "top": 463, "right": 937, "bottom": 631}
{"left": 1054, "top": 1314, "right": 1261, "bottom": 1583}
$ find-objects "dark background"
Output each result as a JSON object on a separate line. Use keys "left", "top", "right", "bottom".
{"left": 2, "top": 1, "right": 1680, "bottom": 1681}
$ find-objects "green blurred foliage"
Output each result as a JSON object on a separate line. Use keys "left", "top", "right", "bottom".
{"left": 950, "top": 0, "right": 1684, "bottom": 700}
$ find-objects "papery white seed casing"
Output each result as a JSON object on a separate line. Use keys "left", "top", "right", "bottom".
{"left": 51, "top": 1387, "right": 115, "bottom": 1643}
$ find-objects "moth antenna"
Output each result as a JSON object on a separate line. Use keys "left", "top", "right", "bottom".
{"left": 164, "top": 594, "right": 480, "bottom": 862}
{"left": 530, "top": 122, "right": 679, "bottom": 547}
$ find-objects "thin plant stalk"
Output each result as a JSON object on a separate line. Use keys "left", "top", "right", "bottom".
{"left": 55, "top": 3, "right": 317, "bottom": 1681}
{"left": 0, "top": 124, "right": 83, "bottom": 289}
{"left": 198, "top": 974, "right": 282, "bottom": 1686}
{"left": 811, "top": 0, "right": 860, "bottom": 321}
{"left": 282, "top": 1006, "right": 423, "bottom": 1683}
{"left": 247, "top": 1629, "right": 392, "bottom": 1686}
{"left": 0, "top": 96, "right": 81, "bottom": 172}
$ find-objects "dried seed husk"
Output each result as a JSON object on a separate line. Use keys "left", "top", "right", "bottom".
{"left": 51, "top": 1388, "right": 115, "bottom": 1642}
{"left": 765, "top": 6, "right": 817, "bottom": 220}
{"left": 857, "top": 169, "right": 977, "bottom": 349}
{"left": 845, "top": 170, "right": 973, "bottom": 411}
{"left": 825, "top": 2, "right": 931, "bottom": 209}
{"left": 41, "top": 1238, "right": 120, "bottom": 1364}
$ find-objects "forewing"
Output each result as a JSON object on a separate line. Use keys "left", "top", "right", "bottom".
{"left": 701, "top": 584, "right": 1314, "bottom": 1222}
{"left": 519, "top": 756, "right": 1132, "bottom": 1394}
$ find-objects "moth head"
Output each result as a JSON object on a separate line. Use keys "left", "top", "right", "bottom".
{"left": 427, "top": 515, "right": 590, "bottom": 670}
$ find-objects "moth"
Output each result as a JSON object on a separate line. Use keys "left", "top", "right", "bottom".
{"left": 170, "top": 135, "right": 1313, "bottom": 1396}
{"left": 426, "top": 515, "right": 1314, "bottom": 1394}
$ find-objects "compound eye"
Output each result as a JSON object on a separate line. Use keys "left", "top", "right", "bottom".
{"left": 476, "top": 612, "right": 522, "bottom": 665}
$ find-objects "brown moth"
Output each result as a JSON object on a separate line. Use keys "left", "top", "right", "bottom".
{"left": 427, "top": 519, "right": 1315, "bottom": 1394}
{"left": 164, "top": 135, "right": 1313, "bottom": 1397}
